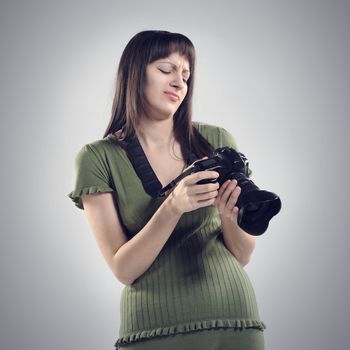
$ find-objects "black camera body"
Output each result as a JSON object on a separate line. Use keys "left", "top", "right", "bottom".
{"left": 194, "top": 147, "right": 251, "bottom": 185}
{"left": 160, "top": 147, "right": 281, "bottom": 236}
{"left": 196, "top": 147, "right": 281, "bottom": 236}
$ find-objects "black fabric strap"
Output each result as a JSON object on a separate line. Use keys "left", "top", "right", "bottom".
{"left": 125, "top": 135, "right": 198, "bottom": 198}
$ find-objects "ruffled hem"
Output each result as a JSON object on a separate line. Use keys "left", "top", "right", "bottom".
{"left": 114, "top": 319, "right": 266, "bottom": 348}
{"left": 67, "top": 186, "right": 114, "bottom": 210}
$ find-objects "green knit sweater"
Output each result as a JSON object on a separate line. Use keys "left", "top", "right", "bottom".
{"left": 68, "top": 121, "right": 266, "bottom": 348}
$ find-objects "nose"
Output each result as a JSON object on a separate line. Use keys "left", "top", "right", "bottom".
{"left": 170, "top": 72, "right": 186, "bottom": 89}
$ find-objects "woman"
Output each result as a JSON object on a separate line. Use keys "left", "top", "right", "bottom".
{"left": 68, "top": 30, "right": 266, "bottom": 350}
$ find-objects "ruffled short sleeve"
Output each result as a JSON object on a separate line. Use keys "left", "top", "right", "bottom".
{"left": 218, "top": 127, "right": 253, "bottom": 178}
{"left": 67, "top": 144, "right": 114, "bottom": 210}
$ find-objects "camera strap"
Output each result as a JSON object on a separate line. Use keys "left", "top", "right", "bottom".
{"left": 125, "top": 134, "right": 198, "bottom": 198}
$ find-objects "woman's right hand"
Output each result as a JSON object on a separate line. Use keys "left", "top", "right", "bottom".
{"left": 165, "top": 157, "right": 220, "bottom": 215}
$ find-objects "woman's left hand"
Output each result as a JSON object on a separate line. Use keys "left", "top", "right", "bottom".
{"left": 213, "top": 179, "right": 241, "bottom": 220}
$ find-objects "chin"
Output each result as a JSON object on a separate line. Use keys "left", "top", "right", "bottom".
{"left": 157, "top": 107, "right": 178, "bottom": 118}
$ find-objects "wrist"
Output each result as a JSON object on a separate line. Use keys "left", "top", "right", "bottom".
{"left": 164, "top": 193, "right": 183, "bottom": 217}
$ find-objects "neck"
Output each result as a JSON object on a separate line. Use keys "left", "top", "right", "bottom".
{"left": 136, "top": 117, "right": 175, "bottom": 149}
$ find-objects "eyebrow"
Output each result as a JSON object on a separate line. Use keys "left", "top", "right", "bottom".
{"left": 158, "top": 61, "right": 191, "bottom": 75}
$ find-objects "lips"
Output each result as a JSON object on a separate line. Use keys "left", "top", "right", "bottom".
{"left": 164, "top": 91, "right": 179, "bottom": 100}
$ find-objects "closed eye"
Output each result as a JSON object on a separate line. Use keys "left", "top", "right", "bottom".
{"left": 159, "top": 69, "right": 188, "bottom": 83}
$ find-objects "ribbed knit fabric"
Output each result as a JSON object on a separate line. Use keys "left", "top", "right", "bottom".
{"left": 67, "top": 121, "right": 265, "bottom": 349}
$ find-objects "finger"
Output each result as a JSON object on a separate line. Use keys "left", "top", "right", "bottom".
{"left": 226, "top": 186, "right": 241, "bottom": 211}
{"left": 186, "top": 171, "right": 219, "bottom": 185}
{"left": 197, "top": 196, "right": 216, "bottom": 208}
{"left": 196, "top": 189, "right": 218, "bottom": 202}
{"left": 193, "top": 182, "right": 219, "bottom": 195}
{"left": 221, "top": 179, "right": 237, "bottom": 204}
{"left": 226, "top": 206, "right": 239, "bottom": 219}
{"left": 215, "top": 179, "right": 230, "bottom": 206}
{"left": 215, "top": 179, "right": 233, "bottom": 204}
{"left": 218, "top": 179, "right": 231, "bottom": 195}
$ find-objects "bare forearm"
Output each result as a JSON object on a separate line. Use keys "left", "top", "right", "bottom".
{"left": 112, "top": 197, "right": 182, "bottom": 285}
{"left": 221, "top": 215, "right": 256, "bottom": 266}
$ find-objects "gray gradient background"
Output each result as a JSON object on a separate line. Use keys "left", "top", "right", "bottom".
{"left": 1, "top": 0, "right": 349, "bottom": 349}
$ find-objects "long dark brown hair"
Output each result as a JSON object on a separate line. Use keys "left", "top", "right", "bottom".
{"left": 103, "top": 30, "right": 215, "bottom": 162}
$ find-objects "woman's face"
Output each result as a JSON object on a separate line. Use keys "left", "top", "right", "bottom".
{"left": 142, "top": 52, "right": 190, "bottom": 120}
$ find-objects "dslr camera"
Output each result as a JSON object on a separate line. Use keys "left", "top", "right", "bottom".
{"left": 159, "top": 147, "right": 281, "bottom": 236}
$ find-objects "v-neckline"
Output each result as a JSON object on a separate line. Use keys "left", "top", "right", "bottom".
{"left": 136, "top": 137, "right": 189, "bottom": 187}
{"left": 105, "top": 133, "right": 198, "bottom": 198}
{"left": 129, "top": 134, "right": 178, "bottom": 189}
